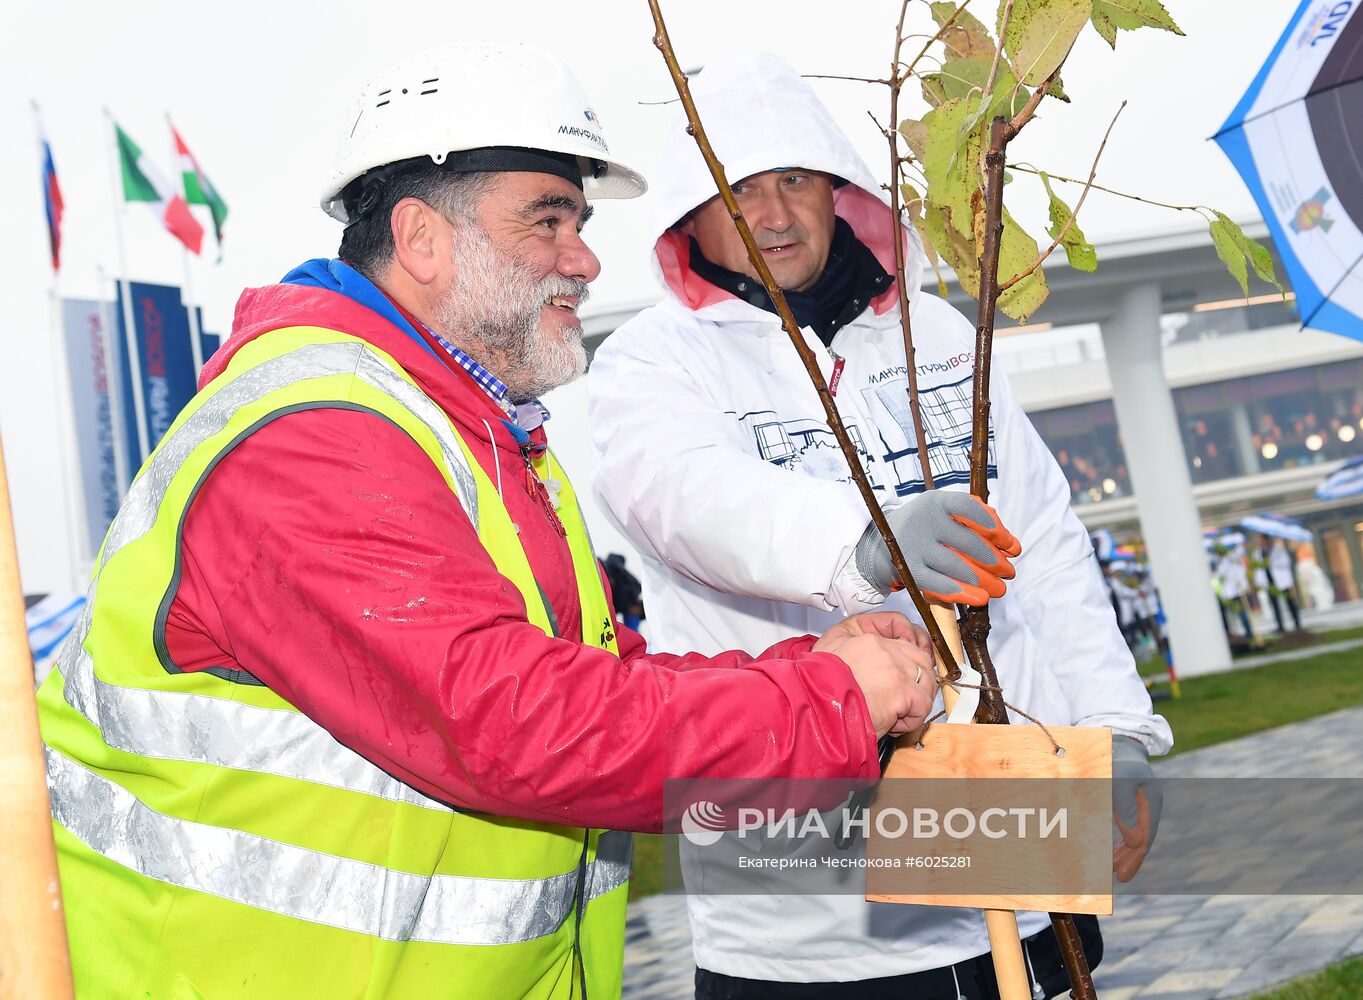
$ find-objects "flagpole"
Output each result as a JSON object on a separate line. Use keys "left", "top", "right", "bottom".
{"left": 31, "top": 101, "right": 87, "bottom": 587}
{"left": 167, "top": 115, "right": 205, "bottom": 377}
{"left": 102, "top": 108, "right": 150, "bottom": 467}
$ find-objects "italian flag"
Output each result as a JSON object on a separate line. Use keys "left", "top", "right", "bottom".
{"left": 172, "top": 124, "right": 228, "bottom": 258}
{"left": 115, "top": 122, "right": 204, "bottom": 254}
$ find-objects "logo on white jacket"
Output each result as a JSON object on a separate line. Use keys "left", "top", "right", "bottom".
{"left": 733, "top": 410, "right": 873, "bottom": 483}
{"left": 681, "top": 800, "right": 727, "bottom": 846}
{"left": 730, "top": 369, "right": 995, "bottom": 495}
{"left": 858, "top": 370, "right": 996, "bottom": 496}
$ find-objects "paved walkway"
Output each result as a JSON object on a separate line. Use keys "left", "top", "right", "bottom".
{"left": 1231, "top": 636, "right": 1363, "bottom": 671}
{"left": 622, "top": 707, "right": 1363, "bottom": 1000}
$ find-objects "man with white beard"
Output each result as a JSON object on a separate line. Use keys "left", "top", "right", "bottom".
{"left": 36, "top": 45, "right": 942, "bottom": 998}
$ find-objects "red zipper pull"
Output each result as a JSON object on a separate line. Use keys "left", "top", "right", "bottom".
{"left": 523, "top": 454, "right": 567, "bottom": 536}
{"left": 829, "top": 357, "right": 846, "bottom": 397}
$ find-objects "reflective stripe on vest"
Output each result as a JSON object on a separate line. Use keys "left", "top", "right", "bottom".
{"left": 94, "top": 341, "right": 480, "bottom": 570}
{"left": 44, "top": 330, "right": 628, "bottom": 958}
{"left": 60, "top": 340, "right": 482, "bottom": 811}
{"left": 48, "top": 747, "right": 630, "bottom": 946}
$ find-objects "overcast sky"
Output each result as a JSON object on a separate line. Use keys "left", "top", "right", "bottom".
{"left": 2, "top": 0, "right": 1291, "bottom": 592}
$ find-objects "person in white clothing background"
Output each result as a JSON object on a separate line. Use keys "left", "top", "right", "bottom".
{"left": 588, "top": 53, "right": 1172, "bottom": 1000}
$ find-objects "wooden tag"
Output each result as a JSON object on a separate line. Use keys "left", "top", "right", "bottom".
{"left": 864, "top": 724, "right": 1113, "bottom": 916}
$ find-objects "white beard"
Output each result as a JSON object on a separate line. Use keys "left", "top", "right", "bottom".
{"left": 432, "top": 226, "right": 589, "bottom": 400}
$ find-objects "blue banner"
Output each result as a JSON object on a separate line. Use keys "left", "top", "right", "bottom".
{"left": 115, "top": 281, "right": 199, "bottom": 467}
{"left": 61, "top": 299, "right": 124, "bottom": 559}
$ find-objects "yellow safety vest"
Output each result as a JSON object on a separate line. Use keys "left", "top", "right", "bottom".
{"left": 37, "top": 325, "right": 629, "bottom": 999}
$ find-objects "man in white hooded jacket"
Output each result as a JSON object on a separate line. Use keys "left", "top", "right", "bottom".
{"left": 588, "top": 54, "right": 1172, "bottom": 999}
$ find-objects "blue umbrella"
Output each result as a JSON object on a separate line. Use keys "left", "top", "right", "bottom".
{"left": 1203, "top": 528, "right": 1246, "bottom": 551}
{"left": 1316, "top": 455, "right": 1363, "bottom": 499}
{"left": 1239, "top": 513, "right": 1315, "bottom": 542}
{"left": 1214, "top": 0, "right": 1363, "bottom": 342}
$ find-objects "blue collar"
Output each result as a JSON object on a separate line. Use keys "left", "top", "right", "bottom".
{"left": 280, "top": 258, "right": 443, "bottom": 365}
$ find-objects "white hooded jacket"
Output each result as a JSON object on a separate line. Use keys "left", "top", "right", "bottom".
{"left": 588, "top": 53, "right": 1172, "bottom": 982}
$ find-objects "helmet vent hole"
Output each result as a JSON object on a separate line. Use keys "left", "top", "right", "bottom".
{"left": 375, "top": 100, "right": 390, "bottom": 108}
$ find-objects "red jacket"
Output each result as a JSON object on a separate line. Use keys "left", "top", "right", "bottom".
{"left": 163, "top": 279, "right": 878, "bottom": 832}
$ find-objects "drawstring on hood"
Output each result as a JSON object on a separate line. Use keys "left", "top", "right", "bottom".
{"left": 644, "top": 53, "right": 925, "bottom": 318}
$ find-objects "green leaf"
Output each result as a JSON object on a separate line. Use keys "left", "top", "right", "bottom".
{"left": 922, "top": 55, "right": 1030, "bottom": 118}
{"left": 898, "top": 118, "right": 928, "bottom": 162}
{"left": 925, "top": 201, "right": 981, "bottom": 298}
{"left": 1040, "top": 171, "right": 1098, "bottom": 271}
{"left": 1001, "top": 0, "right": 1092, "bottom": 86}
{"left": 904, "top": 187, "right": 951, "bottom": 299}
{"left": 931, "top": 2, "right": 997, "bottom": 59}
{"left": 997, "top": 207, "right": 1050, "bottom": 321}
{"left": 1238, "top": 228, "right": 1282, "bottom": 291}
{"left": 1210, "top": 211, "right": 1285, "bottom": 296}
{"left": 1091, "top": 10, "right": 1119, "bottom": 45}
{"left": 921, "top": 74, "right": 950, "bottom": 108}
{"left": 1209, "top": 215, "right": 1250, "bottom": 296}
{"left": 922, "top": 94, "right": 987, "bottom": 243}
{"left": 1048, "top": 71, "right": 1071, "bottom": 102}
{"left": 900, "top": 183, "right": 925, "bottom": 215}
{"left": 1090, "top": 0, "right": 1184, "bottom": 48}
{"left": 928, "top": 200, "right": 1048, "bottom": 318}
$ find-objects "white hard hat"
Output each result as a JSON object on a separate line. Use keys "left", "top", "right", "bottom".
{"left": 321, "top": 43, "right": 648, "bottom": 222}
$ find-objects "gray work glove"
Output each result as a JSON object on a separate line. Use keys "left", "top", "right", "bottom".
{"left": 852, "top": 491, "right": 1021, "bottom": 605}
{"left": 1113, "top": 734, "right": 1162, "bottom": 882}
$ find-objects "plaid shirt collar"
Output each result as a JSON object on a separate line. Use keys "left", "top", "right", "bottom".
{"left": 427, "top": 330, "right": 514, "bottom": 416}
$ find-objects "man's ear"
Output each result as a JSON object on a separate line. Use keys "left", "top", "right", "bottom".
{"left": 390, "top": 197, "right": 443, "bottom": 286}
{"left": 678, "top": 215, "right": 696, "bottom": 237}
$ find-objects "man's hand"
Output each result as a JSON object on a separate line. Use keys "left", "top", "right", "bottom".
{"left": 1112, "top": 735, "right": 1162, "bottom": 882}
{"left": 814, "top": 612, "right": 937, "bottom": 738}
{"left": 853, "top": 492, "right": 1022, "bottom": 605}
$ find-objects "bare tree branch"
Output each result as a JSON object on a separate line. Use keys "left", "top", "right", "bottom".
{"left": 981, "top": 0, "right": 1017, "bottom": 100}
{"left": 803, "top": 73, "right": 891, "bottom": 85}
{"left": 1007, "top": 65, "right": 1061, "bottom": 133}
{"left": 1009, "top": 165, "right": 1206, "bottom": 214}
{"left": 1000, "top": 101, "right": 1126, "bottom": 292}
{"left": 886, "top": 0, "right": 938, "bottom": 496}
{"left": 903, "top": 0, "right": 973, "bottom": 80}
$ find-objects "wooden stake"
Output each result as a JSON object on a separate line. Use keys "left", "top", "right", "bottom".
{"left": 929, "top": 602, "right": 1030, "bottom": 1000}
{"left": 0, "top": 434, "right": 75, "bottom": 998}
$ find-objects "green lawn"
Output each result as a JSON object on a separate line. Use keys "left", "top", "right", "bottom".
{"left": 1157, "top": 631, "right": 1363, "bottom": 757}
{"left": 629, "top": 834, "right": 667, "bottom": 900}
{"left": 1138, "top": 625, "right": 1363, "bottom": 678}
{"left": 1252, "top": 955, "right": 1363, "bottom": 999}
{"left": 627, "top": 632, "right": 1363, "bottom": 897}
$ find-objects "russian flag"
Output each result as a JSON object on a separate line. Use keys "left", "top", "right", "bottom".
{"left": 38, "top": 117, "right": 64, "bottom": 271}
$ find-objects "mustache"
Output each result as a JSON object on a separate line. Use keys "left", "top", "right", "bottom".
{"left": 538, "top": 274, "right": 591, "bottom": 305}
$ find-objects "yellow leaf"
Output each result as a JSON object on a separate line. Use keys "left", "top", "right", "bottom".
{"left": 1002, "top": 0, "right": 1091, "bottom": 86}
{"left": 997, "top": 207, "right": 1049, "bottom": 321}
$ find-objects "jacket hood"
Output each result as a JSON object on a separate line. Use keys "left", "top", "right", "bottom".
{"left": 647, "top": 52, "right": 923, "bottom": 313}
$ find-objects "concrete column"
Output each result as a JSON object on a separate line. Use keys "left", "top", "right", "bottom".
{"left": 1230, "top": 404, "right": 1261, "bottom": 477}
{"left": 1101, "top": 283, "right": 1231, "bottom": 676}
